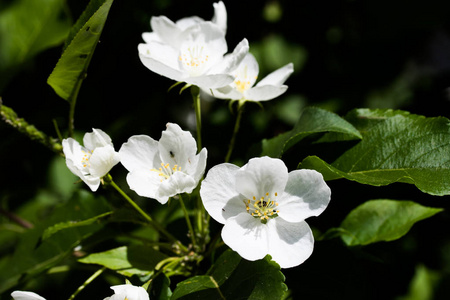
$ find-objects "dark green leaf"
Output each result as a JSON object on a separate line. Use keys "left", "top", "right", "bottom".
{"left": 262, "top": 107, "right": 362, "bottom": 157}
{"left": 149, "top": 272, "right": 172, "bottom": 300}
{"left": 47, "top": 0, "right": 114, "bottom": 101}
{"left": 0, "top": 0, "right": 71, "bottom": 90}
{"left": 78, "top": 245, "right": 168, "bottom": 277}
{"left": 299, "top": 109, "right": 450, "bottom": 195}
{"left": 171, "top": 250, "right": 287, "bottom": 300}
{"left": 339, "top": 199, "right": 443, "bottom": 246}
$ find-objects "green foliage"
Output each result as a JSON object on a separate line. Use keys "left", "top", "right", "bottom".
{"left": 299, "top": 109, "right": 450, "bottom": 195}
{"left": 78, "top": 245, "right": 168, "bottom": 277}
{"left": 337, "top": 199, "right": 442, "bottom": 246}
{"left": 47, "top": 0, "right": 114, "bottom": 101}
{"left": 0, "top": 0, "right": 71, "bottom": 91}
{"left": 171, "top": 250, "right": 287, "bottom": 300}
{"left": 262, "top": 107, "right": 362, "bottom": 157}
{"left": 0, "top": 190, "right": 111, "bottom": 293}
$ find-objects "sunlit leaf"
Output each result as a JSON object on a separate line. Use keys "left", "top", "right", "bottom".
{"left": 262, "top": 107, "right": 362, "bottom": 157}
{"left": 0, "top": 0, "right": 71, "bottom": 91}
{"left": 171, "top": 250, "right": 287, "bottom": 300}
{"left": 339, "top": 200, "right": 442, "bottom": 246}
{"left": 47, "top": 0, "right": 114, "bottom": 101}
{"left": 78, "top": 245, "right": 168, "bottom": 277}
{"left": 299, "top": 109, "right": 450, "bottom": 196}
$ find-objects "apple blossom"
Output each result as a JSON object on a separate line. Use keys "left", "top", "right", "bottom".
{"left": 208, "top": 53, "right": 294, "bottom": 102}
{"left": 200, "top": 156, "right": 331, "bottom": 268}
{"left": 62, "top": 129, "right": 120, "bottom": 192}
{"left": 119, "top": 123, "right": 207, "bottom": 204}
{"left": 11, "top": 291, "right": 46, "bottom": 300}
{"left": 138, "top": 4, "right": 248, "bottom": 89}
{"left": 103, "top": 284, "right": 149, "bottom": 300}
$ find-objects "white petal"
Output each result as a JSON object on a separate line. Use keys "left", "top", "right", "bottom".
{"left": 235, "top": 157, "right": 288, "bottom": 200}
{"left": 267, "top": 219, "right": 314, "bottom": 268}
{"left": 255, "top": 63, "right": 294, "bottom": 87}
{"left": 157, "top": 171, "right": 197, "bottom": 200}
{"left": 11, "top": 291, "right": 46, "bottom": 300}
{"left": 89, "top": 145, "right": 120, "bottom": 178}
{"left": 142, "top": 32, "right": 160, "bottom": 44}
{"left": 126, "top": 168, "right": 163, "bottom": 202}
{"left": 158, "top": 123, "right": 197, "bottom": 169}
{"left": 185, "top": 73, "right": 234, "bottom": 88}
{"left": 109, "top": 284, "right": 149, "bottom": 300}
{"left": 277, "top": 169, "right": 331, "bottom": 223}
{"left": 184, "top": 147, "right": 208, "bottom": 183}
{"left": 119, "top": 135, "right": 160, "bottom": 172}
{"left": 83, "top": 128, "right": 112, "bottom": 150}
{"left": 138, "top": 44, "right": 184, "bottom": 82}
{"left": 245, "top": 85, "right": 288, "bottom": 102}
{"left": 212, "top": 1, "right": 227, "bottom": 33}
{"left": 208, "top": 85, "right": 243, "bottom": 100}
{"left": 210, "top": 38, "right": 249, "bottom": 75}
{"left": 175, "top": 16, "right": 204, "bottom": 30}
{"left": 200, "top": 163, "right": 241, "bottom": 224}
{"left": 150, "top": 16, "right": 183, "bottom": 48}
{"left": 222, "top": 213, "right": 270, "bottom": 261}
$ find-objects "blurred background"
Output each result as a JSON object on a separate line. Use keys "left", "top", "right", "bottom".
{"left": 1, "top": 0, "right": 450, "bottom": 299}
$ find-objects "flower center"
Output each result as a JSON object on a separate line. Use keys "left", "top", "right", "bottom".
{"left": 179, "top": 44, "right": 209, "bottom": 76}
{"left": 232, "top": 65, "right": 257, "bottom": 93}
{"left": 244, "top": 192, "right": 279, "bottom": 223}
{"left": 152, "top": 162, "right": 182, "bottom": 182}
{"left": 81, "top": 149, "right": 93, "bottom": 169}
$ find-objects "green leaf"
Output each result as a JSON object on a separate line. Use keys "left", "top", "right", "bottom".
{"left": 0, "top": 0, "right": 71, "bottom": 90}
{"left": 47, "top": 0, "right": 114, "bottom": 101}
{"left": 149, "top": 272, "right": 172, "bottom": 300}
{"left": 42, "top": 211, "right": 112, "bottom": 241}
{"left": 397, "top": 264, "right": 441, "bottom": 300}
{"left": 299, "top": 109, "right": 450, "bottom": 196}
{"left": 0, "top": 190, "right": 110, "bottom": 293}
{"left": 171, "top": 250, "right": 287, "bottom": 300}
{"left": 78, "top": 245, "right": 168, "bottom": 277}
{"left": 262, "top": 107, "right": 362, "bottom": 157}
{"left": 339, "top": 200, "right": 443, "bottom": 246}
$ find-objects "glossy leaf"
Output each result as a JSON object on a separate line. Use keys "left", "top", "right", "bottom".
{"left": 339, "top": 199, "right": 442, "bottom": 246}
{"left": 47, "top": 0, "right": 114, "bottom": 101}
{"left": 299, "top": 109, "right": 450, "bottom": 196}
{"left": 171, "top": 250, "right": 287, "bottom": 300}
{"left": 261, "top": 107, "right": 362, "bottom": 157}
{"left": 78, "top": 245, "right": 168, "bottom": 277}
{"left": 0, "top": 0, "right": 71, "bottom": 91}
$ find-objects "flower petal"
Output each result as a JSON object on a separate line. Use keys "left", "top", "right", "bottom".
{"left": 157, "top": 171, "right": 197, "bottom": 201}
{"left": 150, "top": 16, "right": 183, "bottom": 48}
{"left": 89, "top": 145, "right": 120, "bottom": 178}
{"left": 268, "top": 219, "right": 314, "bottom": 268}
{"left": 200, "top": 163, "right": 241, "bottom": 224}
{"left": 212, "top": 1, "right": 227, "bottom": 33}
{"left": 119, "top": 135, "right": 161, "bottom": 172}
{"left": 11, "top": 291, "right": 46, "bottom": 300}
{"left": 235, "top": 156, "right": 288, "bottom": 200}
{"left": 186, "top": 73, "right": 234, "bottom": 88}
{"left": 109, "top": 284, "right": 149, "bottom": 300}
{"left": 185, "top": 147, "right": 208, "bottom": 183}
{"left": 83, "top": 128, "right": 112, "bottom": 150}
{"left": 158, "top": 123, "right": 197, "bottom": 168}
{"left": 222, "top": 213, "right": 269, "bottom": 261}
{"left": 245, "top": 85, "right": 288, "bottom": 102}
{"left": 255, "top": 63, "right": 294, "bottom": 87}
{"left": 126, "top": 168, "right": 163, "bottom": 202}
{"left": 209, "top": 38, "right": 249, "bottom": 75}
{"left": 277, "top": 169, "right": 331, "bottom": 223}
{"left": 138, "top": 43, "right": 184, "bottom": 82}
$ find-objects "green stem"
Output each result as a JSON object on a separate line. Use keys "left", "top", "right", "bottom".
{"left": 67, "top": 267, "right": 105, "bottom": 300}
{"left": 225, "top": 101, "right": 245, "bottom": 162}
{"left": 191, "top": 86, "right": 202, "bottom": 152}
{"left": 178, "top": 194, "right": 197, "bottom": 248}
{"left": 67, "top": 78, "right": 83, "bottom": 137}
{"left": 106, "top": 175, "right": 184, "bottom": 250}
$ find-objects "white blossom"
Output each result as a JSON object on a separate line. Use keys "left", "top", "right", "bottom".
{"left": 119, "top": 123, "right": 207, "bottom": 204}
{"left": 62, "top": 129, "right": 120, "bottom": 192}
{"left": 200, "top": 156, "right": 331, "bottom": 268}
{"left": 11, "top": 291, "right": 46, "bottom": 300}
{"left": 103, "top": 284, "right": 149, "bottom": 300}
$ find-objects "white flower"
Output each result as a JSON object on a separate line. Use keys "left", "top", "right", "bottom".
{"left": 209, "top": 53, "right": 294, "bottom": 101}
{"left": 11, "top": 291, "right": 46, "bottom": 300}
{"left": 138, "top": 4, "right": 248, "bottom": 89}
{"left": 62, "top": 129, "right": 120, "bottom": 192}
{"left": 119, "top": 123, "right": 207, "bottom": 204}
{"left": 200, "top": 156, "right": 331, "bottom": 268}
{"left": 103, "top": 284, "right": 149, "bottom": 300}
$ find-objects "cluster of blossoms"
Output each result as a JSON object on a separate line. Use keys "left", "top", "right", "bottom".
{"left": 12, "top": 2, "right": 331, "bottom": 298}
